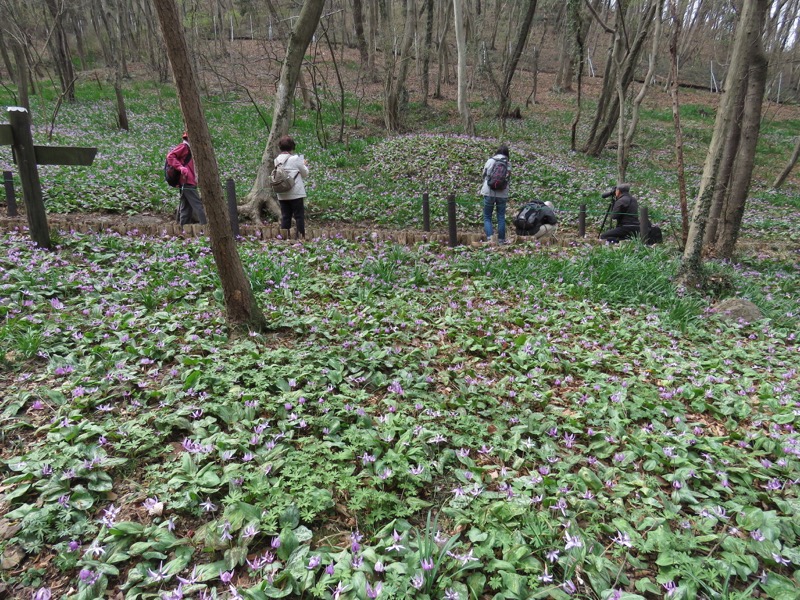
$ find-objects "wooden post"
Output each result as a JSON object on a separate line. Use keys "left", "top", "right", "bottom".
{"left": 3, "top": 171, "right": 17, "bottom": 217}
{"left": 225, "top": 178, "right": 239, "bottom": 238}
{"left": 422, "top": 192, "right": 430, "bottom": 232}
{"left": 447, "top": 193, "right": 458, "bottom": 247}
{"left": 8, "top": 107, "right": 50, "bottom": 249}
{"left": 578, "top": 203, "right": 586, "bottom": 238}
{"left": 640, "top": 206, "right": 650, "bottom": 241}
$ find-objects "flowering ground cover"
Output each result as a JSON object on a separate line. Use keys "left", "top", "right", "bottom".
{"left": 1, "top": 230, "right": 798, "bottom": 599}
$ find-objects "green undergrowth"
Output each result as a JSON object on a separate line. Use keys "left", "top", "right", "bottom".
{"left": 1, "top": 230, "right": 798, "bottom": 599}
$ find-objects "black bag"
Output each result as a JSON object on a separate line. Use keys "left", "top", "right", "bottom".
{"left": 486, "top": 157, "right": 510, "bottom": 191}
{"left": 644, "top": 225, "right": 663, "bottom": 245}
{"left": 513, "top": 200, "right": 546, "bottom": 235}
{"left": 164, "top": 146, "right": 191, "bottom": 188}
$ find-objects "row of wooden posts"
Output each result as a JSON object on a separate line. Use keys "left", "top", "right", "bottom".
{"left": 1, "top": 105, "right": 652, "bottom": 247}
{"left": 2, "top": 175, "right": 653, "bottom": 247}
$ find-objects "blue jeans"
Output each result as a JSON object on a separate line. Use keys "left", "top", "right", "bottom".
{"left": 483, "top": 196, "right": 507, "bottom": 242}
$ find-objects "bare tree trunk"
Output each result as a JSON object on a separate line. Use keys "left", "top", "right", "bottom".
{"left": 265, "top": 0, "right": 315, "bottom": 109}
{"left": 12, "top": 42, "right": 30, "bottom": 110}
{"left": 618, "top": 0, "right": 664, "bottom": 182}
{"left": 114, "top": 71, "right": 129, "bottom": 130}
{"left": 421, "top": 0, "right": 434, "bottom": 106}
{"left": 116, "top": 0, "right": 131, "bottom": 77}
{"left": 569, "top": 0, "right": 586, "bottom": 152}
{"left": 44, "top": 0, "right": 76, "bottom": 101}
{"left": 714, "top": 25, "right": 769, "bottom": 259}
{"left": 380, "top": 0, "right": 415, "bottom": 131}
{"left": 367, "top": 0, "right": 378, "bottom": 80}
{"left": 153, "top": 0, "right": 266, "bottom": 332}
{"left": 669, "top": 0, "right": 689, "bottom": 247}
{"left": 241, "top": 0, "right": 326, "bottom": 221}
{"left": 495, "top": 0, "right": 538, "bottom": 118}
{"left": 69, "top": 10, "right": 87, "bottom": 71}
{"left": 679, "top": 0, "right": 769, "bottom": 286}
{"left": 453, "top": 0, "right": 474, "bottom": 135}
{"left": 582, "top": 0, "right": 659, "bottom": 157}
{"left": 98, "top": 0, "right": 130, "bottom": 130}
{"left": 435, "top": 1, "right": 453, "bottom": 97}
{"left": 353, "top": 0, "right": 370, "bottom": 65}
{"left": 772, "top": 136, "right": 800, "bottom": 189}
{"left": 702, "top": 108, "right": 742, "bottom": 248}
{"left": 489, "top": 0, "right": 500, "bottom": 49}
{"left": 552, "top": 3, "right": 571, "bottom": 92}
{"left": 91, "top": 0, "right": 115, "bottom": 68}
{"left": 0, "top": 34, "right": 14, "bottom": 80}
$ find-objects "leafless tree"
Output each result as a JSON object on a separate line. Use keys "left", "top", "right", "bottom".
{"left": 240, "top": 0, "right": 326, "bottom": 221}
{"left": 153, "top": 0, "right": 267, "bottom": 332}
{"left": 379, "top": 0, "right": 416, "bottom": 131}
{"left": 453, "top": 0, "right": 474, "bottom": 135}
{"left": 679, "top": 0, "right": 771, "bottom": 284}
{"left": 668, "top": 0, "right": 689, "bottom": 247}
{"left": 581, "top": 0, "right": 661, "bottom": 157}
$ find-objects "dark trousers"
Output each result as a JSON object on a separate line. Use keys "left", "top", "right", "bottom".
{"left": 279, "top": 198, "right": 305, "bottom": 237}
{"left": 600, "top": 225, "right": 639, "bottom": 243}
{"left": 178, "top": 185, "right": 207, "bottom": 225}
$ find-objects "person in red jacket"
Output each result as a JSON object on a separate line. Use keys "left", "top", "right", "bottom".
{"left": 166, "top": 132, "right": 207, "bottom": 225}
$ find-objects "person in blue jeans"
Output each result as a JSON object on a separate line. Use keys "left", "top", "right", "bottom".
{"left": 480, "top": 144, "right": 511, "bottom": 244}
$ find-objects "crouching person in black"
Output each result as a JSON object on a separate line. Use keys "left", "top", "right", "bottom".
{"left": 600, "top": 183, "right": 640, "bottom": 243}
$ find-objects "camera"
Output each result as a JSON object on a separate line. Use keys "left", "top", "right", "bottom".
{"left": 601, "top": 187, "right": 617, "bottom": 199}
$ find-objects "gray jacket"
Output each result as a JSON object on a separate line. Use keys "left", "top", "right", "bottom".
{"left": 480, "top": 154, "right": 510, "bottom": 199}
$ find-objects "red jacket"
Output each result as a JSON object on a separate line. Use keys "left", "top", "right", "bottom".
{"left": 166, "top": 141, "right": 197, "bottom": 186}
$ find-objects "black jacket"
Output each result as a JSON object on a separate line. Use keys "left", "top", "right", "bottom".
{"left": 611, "top": 192, "right": 640, "bottom": 227}
{"left": 540, "top": 205, "right": 558, "bottom": 227}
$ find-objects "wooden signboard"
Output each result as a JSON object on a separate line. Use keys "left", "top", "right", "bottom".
{"left": 1, "top": 107, "right": 97, "bottom": 249}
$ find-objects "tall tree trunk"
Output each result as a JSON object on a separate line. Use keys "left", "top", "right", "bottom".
{"left": 495, "top": 0, "right": 538, "bottom": 118}
{"left": 99, "top": 0, "right": 129, "bottom": 129}
{"left": 12, "top": 42, "right": 30, "bottom": 110}
{"left": 582, "top": 0, "right": 659, "bottom": 157}
{"left": 265, "top": 0, "right": 315, "bottom": 109}
{"left": 489, "top": 0, "right": 500, "bottom": 49}
{"left": 678, "top": 0, "right": 770, "bottom": 286}
{"left": 44, "top": 0, "right": 76, "bottom": 101}
{"left": 772, "top": 136, "right": 800, "bottom": 189}
{"left": 380, "top": 0, "right": 415, "bottom": 132}
{"left": 353, "top": 0, "right": 370, "bottom": 65}
{"left": 116, "top": 0, "right": 130, "bottom": 77}
{"left": 702, "top": 107, "right": 742, "bottom": 248}
{"left": 453, "top": 0, "right": 474, "bottom": 135}
{"left": 552, "top": 3, "right": 571, "bottom": 92}
{"left": 618, "top": 0, "right": 664, "bottom": 182}
{"left": 669, "top": 0, "right": 689, "bottom": 247}
{"left": 569, "top": 0, "right": 586, "bottom": 152}
{"left": 70, "top": 9, "right": 88, "bottom": 71}
{"left": 714, "top": 26, "right": 769, "bottom": 259}
{"left": 434, "top": 1, "right": 453, "bottom": 98}
{"left": 421, "top": 0, "right": 434, "bottom": 106}
{"left": 240, "top": 0, "right": 326, "bottom": 221}
{"left": 367, "top": 0, "right": 378, "bottom": 80}
{"left": 114, "top": 71, "right": 129, "bottom": 130}
{"left": 91, "top": 0, "right": 115, "bottom": 68}
{"left": 0, "top": 33, "right": 15, "bottom": 81}
{"left": 152, "top": 0, "right": 267, "bottom": 332}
